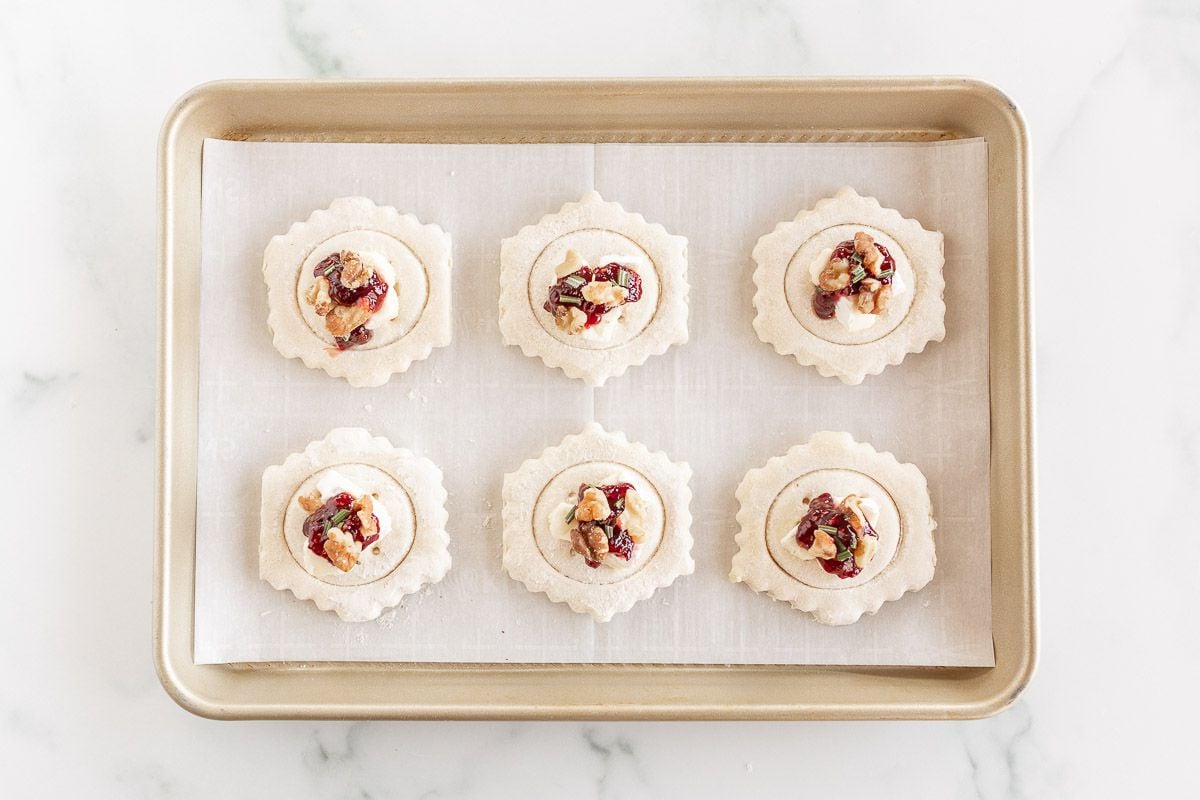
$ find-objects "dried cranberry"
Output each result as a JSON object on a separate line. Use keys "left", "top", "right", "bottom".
{"left": 607, "top": 529, "right": 635, "bottom": 561}
{"left": 335, "top": 324, "right": 373, "bottom": 351}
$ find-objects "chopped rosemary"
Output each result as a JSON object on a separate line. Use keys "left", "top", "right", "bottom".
{"left": 878, "top": 268, "right": 893, "bottom": 279}
{"left": 565, "top": 505, "right": 576, "bottom": 523}
{"left": 563, "top": 275, "right": 586, "bottom": 289}
{"left": 836, "top": 548, "right": 853, "bottom": 562}
{"left": 849, "top": 253, "right": 864, "bottom": 268}
{"left": 328, "top": 509, "right": 351, "bottom": 530}
{"left": 817, "top": 524, "right": 838, "bottom": 536}
{"left": 850, "top": 267, "right": 867, "bottom": 283}
{"left": 322, "top": 263, "right": 338, "bottom": 277}
{"left": 557, "top": 294, "right": 582, "bottom": 306}
{"left": 616, "top": 268, "right": 629, "bottom": 287}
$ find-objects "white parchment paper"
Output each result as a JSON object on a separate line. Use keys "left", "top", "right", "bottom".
{"left": 195, "top": 138, "right": 993, "bottom": 666}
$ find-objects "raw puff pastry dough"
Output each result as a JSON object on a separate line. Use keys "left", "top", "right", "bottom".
{"left": 502, "top": 423, "right": 694, "bottom": 621}
{"left": 751, "top": 187, "right": 945, "bottom": 384}
{"left": 730, "top": 431, "right": 937, "bottom": 625}
{"left": 499, "top": 192, "right": 689, "bottom": 386}
{"left": 263, "top": 196, "right": 452, "bottom": 387}
{"left": 260, "top": 427, "right": 451, "bottom": 622}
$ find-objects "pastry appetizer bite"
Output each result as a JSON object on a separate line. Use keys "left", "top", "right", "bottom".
{"left": 730, "top": 431, "right": 936, "bottom": 625}
{"left": 260, "top": 428, "right": 451, "bottom": 621}
{"left": 502, "top": 423, "right": 694, "bottom": 621}
{"left": 499, "top": 192, "right": 688, "bottom": 386}
{"left": 263, "top": 196, "right": 452, "bottom": 387}
{"left": 752, "top": 187, "right": 945, "bottom": 384}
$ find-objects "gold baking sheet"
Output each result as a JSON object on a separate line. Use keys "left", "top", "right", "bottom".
{"left": 156, "top": 78, "right": 1035, "bottom": 719}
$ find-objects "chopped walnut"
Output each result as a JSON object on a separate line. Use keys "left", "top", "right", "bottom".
{"left": 339, "top": 250, "right": 372, "bottom": 289}
{"left": 818, "top": 260, "right": 851, "bottom": 292}
{"left": 853, "top": 288, "right": 877, "bottom": 314}
{"left": 582, "top": 280, "right": 629, "bottom": 308}
{"left": 553, "top": 304, "right": 588, "bottom": 335}
{"left": 305, "top": 277, "right": 335, "bottom": 316}
{"left": 554, "top": 249, "right": 587, "bottom": 279}
{"left": 809, "top": 529, "right": 838, "bottom": 560}
{"left": 570, "top": 521, "right": 609, "bottom": 563}
{"left": 324, "top": 303, "right": 373, "bottom": 338}
{"left": 298, "top": 489, "right": 323, "bottom": 514}
{"left": 840, "top": 495, "right": 866, "bottom": 534}
{"left": 353, "top": 493, "right": 378, "bottom": 538}
{"left": 853, "top": 231, "right": 875, "bottom": 256}
{"left": 575, "top": 487, "right": 611, "bottom": 522}
{"left": 323, "top": 527, "right": 362, "bottom": 572}
{"left": 863, "top": 245, "right": 883, "bottom": 276}
{"left": 854, "top": 534, "right": 878, "bottom": 566}
{"left": 875, "top": 284, "right": 892, "bottom": 313}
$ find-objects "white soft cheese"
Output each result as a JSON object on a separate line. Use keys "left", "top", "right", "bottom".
{"left": 781, "top": 494, "right": 880, "bottom": 560}
{"left": 361, "top": 250, "right": 401, "bottom": 331}
{"left": 808, "top": 246, "right": 908, "bottom": 331}
{"left": 314, "top": 469, "right": 392, "bottom": 541}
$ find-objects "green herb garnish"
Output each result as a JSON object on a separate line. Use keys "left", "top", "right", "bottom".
{"left": 835, "top": 548, "right": 853, "bottom": 562}
{"left": 557, "top": 295, "right": 582, "bottom": 306}
{"left": 563, "top": 275, "right": 586, "bottom": 289}
{"left": 616, "top": 268, "right": 629, "bottom": 288}
{"left": 850, "top": 267, "right": 867, "bottom": 283}
{"left": 322, "top": 263, "right": 339, "bottom": 277}
{"left": 327, "top": 509, "right": 351, "bottom": 530}
{"left": 878, "top": 268, "right": 893, "bottom": 280}
{"left": 565, "top": 505, "right": 576, "bottom": 523}
{"left": 817, "top": 524, "right": 838, "bottom": 536}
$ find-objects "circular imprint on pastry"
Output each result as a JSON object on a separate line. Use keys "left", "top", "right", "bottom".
{"left": 531, "top": 461, "right": 665, "bottom": 584}
{"left": 783, "top": 224, "right": 916, "bottom": 346}
{"left": 764, "top": 468, "right": 901, "bottom": 590}
{"left": 282, "top": 464, "right": 416, "bottom": 587}
{"left": 295, "top": 230, "right": 430, "bottom": 350}
{"left": 527, "top": 229, "right": 661, "bottom": 350}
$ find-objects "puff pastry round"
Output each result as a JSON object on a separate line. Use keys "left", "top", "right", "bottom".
{"left": 499, "top": 192, "right": 689, "bottom": 386}
{"left": 259, "top": 427, "right": 451, "bottom": 622}
{"left": 502, "top": 423, "right": 694, "bottom": 621}
{"left": 263, "top": 196, "right": 452, "bottom": 387}
{"left": 752, "top": 187, "right": 945, "bottom": 384}
{"left": 730, "top": 430, "right": 936, "bottom": 625}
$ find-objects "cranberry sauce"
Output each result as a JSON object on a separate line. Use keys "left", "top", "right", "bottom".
{"left": 793, "top": 492, "right": 877, "bottom": 580}
{"left": 576, "top": 481, "right": 637, "bottom": 568}
{"left": 811, "top": 240, "right": 896, "bottom": 321}
{"left": 301, "top": 492, "right": 381, "bottom": 565}
{"left": 313, "top": 252, "right": 390, "bottom": 349}
{"left": 544, "top": 263, "right": 643, "bottom": 329}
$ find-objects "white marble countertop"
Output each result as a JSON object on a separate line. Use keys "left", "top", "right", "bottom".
{"left": 3, "top": 0, "right": 1197, "bottom": 796}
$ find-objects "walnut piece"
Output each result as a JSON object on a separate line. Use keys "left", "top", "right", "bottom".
{"left": 875, "top": 284, "right": 892, "bottom": 313}
{"left": 853, "top": 288, "right": 877, "bottom": 314}
{"left": 338, "top": 250, "right": 373, "bottom": 289}
{"left": 853, "top": 231, "right": 875, "bottom": 256}
{"left": 353, "top": 493, "right": 378, "bottom": 538}
{"left": 575, "top": 487, "right": 611, "bottom": 522}
{"left": 818, "top": 260, "right": 851, "bottom": 291}
{"left": 809, "top": 530, "right": 838, "bottom": 560}
{"left": 554, "top": 249, "right": 587, "bottom": 279}
{"left": 840, "top": 495, "right": 865, "bottom": 534}
{"left": 854, "top": 534, "right": 878, "bottom": 566}
{"left": 553, "top": 304, "right": 588, "bottom": 335}
{"left": 582, "top": 280, "right": 629, "bottom": 308}
{"left": 305, "top": 277, "right": 335, "bottom": 317}
{"left": 324, "top": 303, "right": 373, "bottom": 338}
{"left": 323, "top": 527, "right": 362, "bottom": 572}
{"left": 298, "top": 489, "right": 323, "bottom": 514}
{"left": 570, "top": 521, "right": 610, "bottom": 564}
